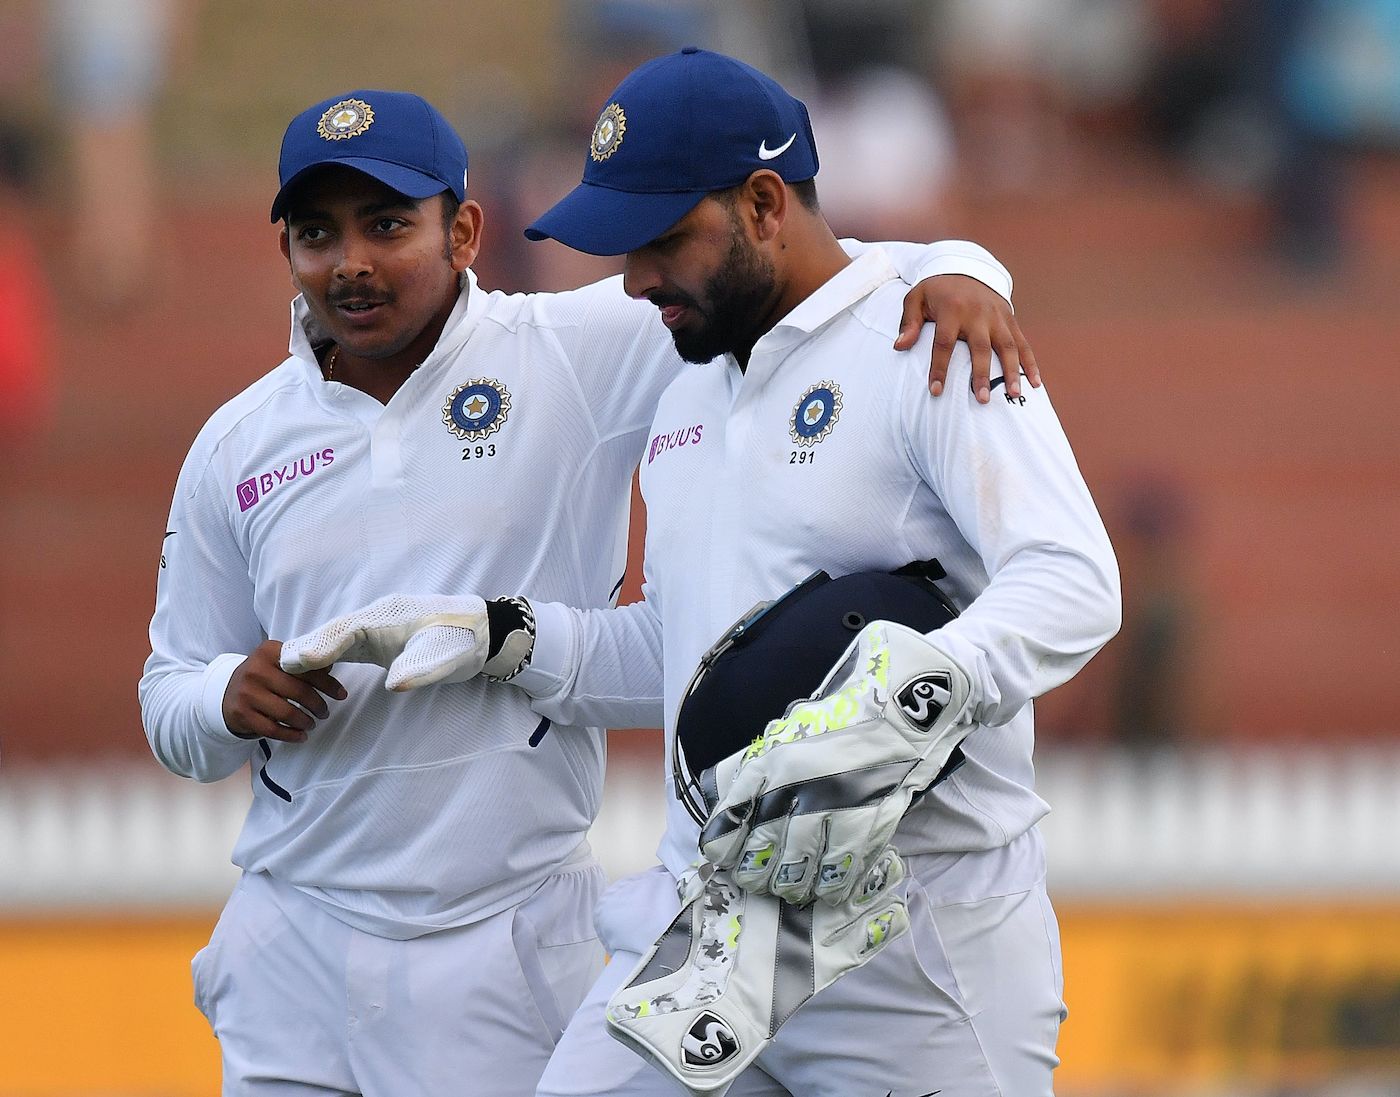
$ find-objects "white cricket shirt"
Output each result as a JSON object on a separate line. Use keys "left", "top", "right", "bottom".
{"left": 521, "top": 248, "right": 1121, "bottom": 885}
{"left": 141, "top": 243, "right": 1010, "bottom": 937}
{"left": 141, "top": 272, "right": 670, "bottom": 937}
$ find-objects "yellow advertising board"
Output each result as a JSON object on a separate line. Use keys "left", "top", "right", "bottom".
{"left": 3, "top": 904, "right": 1399, "bottom": 1094}
{"left": 1057, "top": 901, "right": 1400, "bottom": 1093}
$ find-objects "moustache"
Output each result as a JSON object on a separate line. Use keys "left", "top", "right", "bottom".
{"left": 328, "top": 290, "right": 391, "bottom": 308}
{"left": 648, "top": 292, "right": 699, "bottom": 311}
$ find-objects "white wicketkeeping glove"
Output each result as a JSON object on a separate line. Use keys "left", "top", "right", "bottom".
{"left": 699, "top": 620, "right": 973, "bottom": 907}
{"left": 606, "top": 850, "right": 909, "bottom": 1095}
{"left": 279, "top": 594, "right": 535, "bottom": 691}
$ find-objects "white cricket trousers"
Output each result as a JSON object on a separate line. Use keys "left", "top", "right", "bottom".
{"left": 192, "top": 864, "right": 605, "bottom": 1096}
{"left": 537, "top": 838, "right": 1066, "bottom": 1097}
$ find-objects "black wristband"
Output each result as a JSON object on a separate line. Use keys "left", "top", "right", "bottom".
{"left": 484, "top": 596, "right": 536, "bottom": 681}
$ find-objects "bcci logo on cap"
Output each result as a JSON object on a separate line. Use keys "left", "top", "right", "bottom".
{"left": 590, "top": 102, "right": 626, "bottom": 162}
{"left": 317, "top": 98, "right": 374, "bottom": 141}
{"left": 681, "top": 1011, "right": 739, "bottom": 1069}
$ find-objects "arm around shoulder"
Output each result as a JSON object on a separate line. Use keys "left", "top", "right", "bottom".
{"left": 534, "top": 274, "right": 676, "bottom": 446}
{"left": 843, "top": 238, "right": 1011, "bottom": 303}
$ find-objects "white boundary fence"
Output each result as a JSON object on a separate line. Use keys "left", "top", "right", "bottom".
{"left": 2, "top": 745, "right": 1399, "bottom": 910}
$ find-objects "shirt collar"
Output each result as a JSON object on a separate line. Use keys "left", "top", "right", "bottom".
{"left": 728, "top": 246, "right": 899, "bottom": 384}
{"left": 760, "top": 246, "right": 900, "bottom": 346}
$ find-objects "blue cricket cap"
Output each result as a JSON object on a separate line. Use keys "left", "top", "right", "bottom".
{"left": 525, "top": 47, "right": 819, "bottom": 255}
{"left": 271, "top": 89, "right": 468, "bottom": 222}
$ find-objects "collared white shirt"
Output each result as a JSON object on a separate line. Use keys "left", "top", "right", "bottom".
{"left": 142, "top": 271, "right": 672, "bottom": 937}
{"left": 523, "top": 248, "right": 1120, "bottom": 883}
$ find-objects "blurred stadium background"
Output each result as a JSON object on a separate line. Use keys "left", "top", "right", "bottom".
{"left": 1, "top": 0, "right": 1398, "bottom": 1093}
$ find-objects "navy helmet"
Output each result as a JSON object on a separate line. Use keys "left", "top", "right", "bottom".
{"left": 673, "top": 562, "right": 960, "bottom": 821}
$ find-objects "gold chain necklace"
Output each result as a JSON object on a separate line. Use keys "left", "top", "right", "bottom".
{"left": 324, "top": 345, "right": 339, "bottom": 381}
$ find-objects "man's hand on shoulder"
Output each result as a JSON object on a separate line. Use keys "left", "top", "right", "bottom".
{"left": 223, "top": 640, "right": 346, "bottom": 741}
{"left": 894, "top": 274, "right": 1041, "bottom": 403}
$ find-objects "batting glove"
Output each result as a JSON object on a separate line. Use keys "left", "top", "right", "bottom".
{"left": 606, "top": 849, "right": 909, "bottom": 1094}
{"left": 699, "top": 620, "right": 973, "bottom": 907}
{"left": 279, "top": 594, "right": 535, "bottom": 691}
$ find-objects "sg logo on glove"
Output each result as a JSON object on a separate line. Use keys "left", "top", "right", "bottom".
{"left": 895, "top": 671, "right": 954, "bottom": 731}
{"left": 682, "top": 1012, "right": 740, "bottom": 1069}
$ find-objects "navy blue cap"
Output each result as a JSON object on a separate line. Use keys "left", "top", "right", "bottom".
{"left": 271, "top": 90, "right": 468, "bottom": 223}
{"left": 525, "top": 47, "right": 819, "bottom": 255}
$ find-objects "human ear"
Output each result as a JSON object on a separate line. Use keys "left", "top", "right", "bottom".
{"left": 745, "top": 170, "right": 788, "bottom": 243}
{"left": 450, "top": 200, "right": 485, "bottom": 271}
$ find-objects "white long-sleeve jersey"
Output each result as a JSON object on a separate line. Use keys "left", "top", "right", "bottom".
{"left": 140, "top": 243, "right": 1010, "bottom": 938}
{"left": 517, "top": 248, "right": 1121, "bottom": 881}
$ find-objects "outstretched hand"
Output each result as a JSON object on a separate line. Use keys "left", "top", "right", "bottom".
{"left": 894, "top": 273, "right": 1041, "bottom": 403}
{"left": 279, "top": 593, "right": 490, "bottom": 678}
{"left": 223, "top": 640, "right": 346, "bottom": 742}
{"left": 279, "top": 593, "right": 535, "bottom": 693}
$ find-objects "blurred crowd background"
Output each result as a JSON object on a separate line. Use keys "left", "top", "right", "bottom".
{"left": 1, "top": 1, "right": 1398, "bottom": 1095}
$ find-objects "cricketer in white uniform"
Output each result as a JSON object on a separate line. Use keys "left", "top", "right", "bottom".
{"left": 283, "top": 52, "right": 1119, "bottom": 1096}
{"left": 517, "top": 51, "right": 1122, "bottom": 1097}
{"left": 140, "top": 88, "right": 1028, "bottom": 1097}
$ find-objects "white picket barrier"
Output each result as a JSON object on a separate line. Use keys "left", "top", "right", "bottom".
{"left": 1036, "top": 746, "right": 1400, "bottom": 896}
{"left": 2, "top": 745, "right": 1399, "bottom": 910}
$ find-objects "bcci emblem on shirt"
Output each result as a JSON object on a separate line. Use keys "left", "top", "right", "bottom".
{"left": 443, "top": 379, "right": 512, "bottom": 441}
{"left": 789, "top": 381, "right": 843, "bottom": 446}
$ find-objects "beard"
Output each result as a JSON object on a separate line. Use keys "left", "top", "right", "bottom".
{"left": 666, "top": 229, "right": 778, "bottom": 364}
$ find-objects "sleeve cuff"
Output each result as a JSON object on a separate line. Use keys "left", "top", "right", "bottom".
{"left": 510, "top": 600, "right": 575, "bottom": 698}
{"left": 914, "top": 241, "right": 1013, "bottom": 306}
{"left": 924, "top": 628, "right": 998, "bottom": 723}
{"left": 198, "top": 653, "right": 251, "bottom": 743}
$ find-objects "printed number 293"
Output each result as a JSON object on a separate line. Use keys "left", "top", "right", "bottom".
{"left": 463, "top": 444, "right": 497, "bottom": 461}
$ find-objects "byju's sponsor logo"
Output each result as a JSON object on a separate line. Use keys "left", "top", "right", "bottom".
{"left": 236, "top": 481, "right": 259, "bottom": 510}
{"left": 647, "top": 423, "right": 704, "bottom": 465}
{"left": 236, "top": 447, "right": 335, "bottom": 512}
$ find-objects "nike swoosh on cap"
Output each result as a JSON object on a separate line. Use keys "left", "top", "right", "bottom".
{"left": 758, "top": 133, "right": 797, "bottom": 160}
